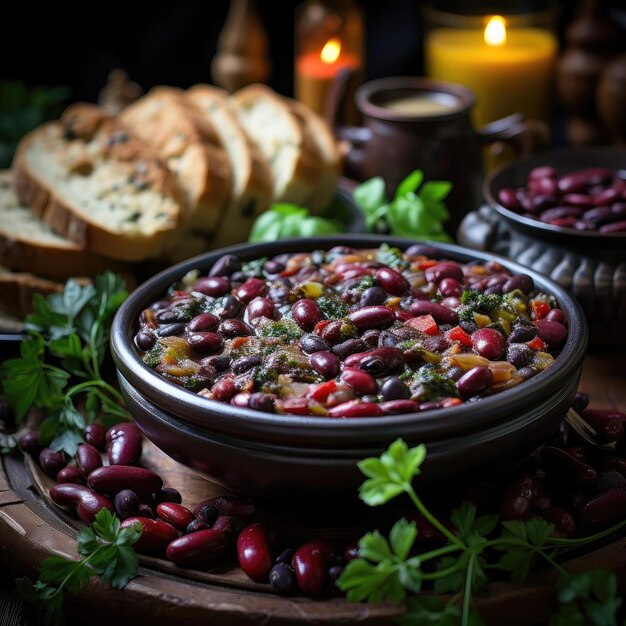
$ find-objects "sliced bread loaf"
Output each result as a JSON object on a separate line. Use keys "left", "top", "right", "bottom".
{"left": 0, "top": 171, "right": 129, "bottom": 279}
{"left": 185, "top": 84, "right": 273, "bottom": 246}
{"left": 0, "top": 265, "right": 65, "bottom": 318}
{"left": 12, "top": 103, "right": 182, "bottom": 262}
{"left": 119, "top": 87, "right": 232, "bottom": 235}
{"left": 229, "top": 84, "right": 325, "bottom": 207}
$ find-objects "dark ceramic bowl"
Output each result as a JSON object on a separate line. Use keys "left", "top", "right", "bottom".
{"left": 481, "top": 148, "right": 626, "bottom": 349}
{"left": 111, "top": 235, "right": 588, "bottom": 497}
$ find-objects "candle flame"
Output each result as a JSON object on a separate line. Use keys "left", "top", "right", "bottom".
{"left": 320, "top": 38, "right": 342, "bottom": 64}
{"left": 484, "top": 15, "right": 507, "bottom": 46}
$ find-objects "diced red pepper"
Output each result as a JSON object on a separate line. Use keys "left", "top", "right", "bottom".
{"left": 418, "top": 259, "right": 439, "bottom": 270}
{"left": 313, "top": 320, "right": 332, "bottom": 335}
{"left": 530, "top": 300, "right": 551, "bottom": 320}
{"left": 395, "top": 310, "right": 413, "bottom": 322}
{"left": 527, "top": 336, "right": 547, "bottom": 351}
{"left": 447, "top": 326, "right": 472, "bottom": 348}
{"left": 307, "top": 380, "right": 337, "bottom": 403}
{"left": 281, "top": 398, "right": 311, "bottom": 415}
{"left": 441, "top": 397, "right": 463, "bottom": 408}
{"left": 406, "top": 314, "right": 439, "bottom": 335}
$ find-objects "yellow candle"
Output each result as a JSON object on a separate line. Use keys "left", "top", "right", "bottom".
{"left": 425, "top": 16, "right": 557, "bottom": 127}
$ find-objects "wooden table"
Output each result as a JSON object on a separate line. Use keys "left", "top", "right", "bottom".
{"left": 1, "top": 352, "right": 625, "bottom": 626}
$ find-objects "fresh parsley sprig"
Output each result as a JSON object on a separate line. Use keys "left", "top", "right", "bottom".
{"left": 0, "top": 273, "right": 130, "bottom": 455}
{"left": 338, "top": 439, "right": 625, "bottom": 626}
{"left": 16, "top": 508, "right": 141, "bottom": 626}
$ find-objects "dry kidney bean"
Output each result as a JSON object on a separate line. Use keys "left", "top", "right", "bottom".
{"left": 424, "top": 262, "right": 463, "bottom": 283}
{"left": 157, "top": 502, "right": 194, "bottom": 531}
{"left": 292, "top": 299, "right": 323, "bottom": 330}
{"left": 541, "top": 446, "right": 598, "bottom": 487}
{"left": 380, "top": 399, "right": 420, "bottom": 414}
{"left": 39, "top": 448, "right": 67, "bottom": 477}
{"left": 87, "top": 466, "right": 163, "bottom": 496}
{"left": 121, "top": 516, "right": 178, "bottom": 554}
{"left": 187, "top": 332, "right": 224, "bottom": 354}
{"left": 577, "top": 487, "right": 626, "bottom": 528}
{"left": 235, "top": 278, "right": 268, "bottom": 303}
{"left": 359, "top": 347, "right": 404, "bottom": 376}
{"left": 194, "top": 495, "right": 255, "bottom": 520}
{"left": 299, "top": 334, "right": 329, "bottom": 354}
{"left": 193, "top": 277, "right": 230, "bottom": 297}
{"left": 188, "top": 312, "right": 219, "bottom": 332}
{"left": 106, "top": 423, "right": 143, "bottom": 466}
{"left": 534, "top": 320, "right": 567, "bottom": 347}
{"left": 237, "top": 524, "right": 273, "bottom": 582}
{"left": 246, "top": 297, "right": 275, "bottom": 322}
{"left": 292, "top": 540, "right": 333, "bottom": 595}
{"left": 212, "top": 515, "right": 245, "bottom": 540}
{"left": 376, "top": 267, "right": 409, "bottom": 295}
{"left": 56, "top": 467, "right": 84, "bottom": 484}
{"left": 328, "top": 400, "right": 384, "bottom": 418}
{"left": 18, "top": 430, "right": 41, "bottom": 455}
{"left": 499, "top": 474, "right": 542, "bottom": 520}
{"left": 456, "top": 366, "right": 493, "bottom": 399}
{"left": 50, "top": 483, "right": 113, "bottom": 524}
{"left": 75, "top": 444, "right": 102, "bottom": 478}
{"left": 471, "top": 329, "right": 505, "bottom": 360}
{"left": 347, "top": 306, "right": 395, "bottom": 330}
{"left": 309, "top": 351, "right": 340, "bottom": 379}
{"left": 270, "top": 562, "right": 296, "bottom": 594}
{"left": 539, "top": 506, "right": 576, "bottom": 536}
{"left": 115, "top": 489, "right": 140, "bottom": 520}
{"left": 340, "top": 368, "right": 377, "bottom": 395}
{"left": 83, "top": 424, "right": 107, "bottom": 451}
{"left": 166, "top": 528, "right": 229, "bottom": 566}
{"left": 409, "top": 300, "right": 458, "bottom": 324}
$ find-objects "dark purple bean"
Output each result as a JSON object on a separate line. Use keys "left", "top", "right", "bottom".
{"left": 360, "top": 286, "right": 387, "bottom": 307}
{"left": 194, "top": 496, "right": 255, "bottom": 520}
{"left": 405, "top": 244, "right": 439, "bottom": 257}
{"left": 376, "top": 267, "right": 409, "bottom": 295}
{"left": 156, "top": 308, "right": 187, "bottom": 324}
{"left": 595, "top": 471, "right": 626, "bottom": 494}
{"left": 167, "top": 529, "right": 229, "bottom": 566}
{"left": 106, "top": 423, "right": 143, "bottom": 466}
{"left": 438, "top": 278, "right": 463, "bottom": 298}
{"left": 186, "top": 520, "right": 210, "bottom": 534}
{"left": 533, "top": 177, "right": 558, "bottom": 196}
{"left": 235, "top": 278, "right": 267, "bottom": 303}
{"left": 188, "top": 312, "right": 219, "bottom": 332}
{"left": 88, "top": 466, "right": 163, "bottom": 496}
{"left": 84, "top": 424, "right": 107, "bottom": 451}
{"left": 328, "top": 565, "right": 345, "bottom": 584}
{"left": 542, "top": 446, "right": 598, "bottom": 486}
{"left": 157, "top": 323, "right": 184, "bottom": 337}
{"left": 530, "top": 194, "right": 557, "bottom": 212}
{"left": 502, "top": 274, "right": 534, "bottom": 295}
{"left": 114, "top": 489, "right": 140, "bottom": 520}
{"left": 499, "top": 474, "right": 542, "bottom": 520}
{"left": 332, "top": 338, "right": 368, "bottom": 359}
{"left": 139, "top": 505, "right": 156, "bottom": 520}
{"left": 292, "top": 299, "right": 323, "bottom": 330}
{"left": 498, "top": 187, "right": 522, "bottom": 210}
{"left": 340, "top": 368, "right": 377, "bottom": 395}
{"left": 593, "top": 187, "right": 621, "bottom": 206}
{"left": 599, "top": 220, "right": 626, "bottom": 233}
{"left": 270, "top": 562, "right": 296, "bottom": 594}
{"left": 246, "top": 297, "right": 275, "bottom": 322}
{"left": 381, "top": 376, "right": 411, "bottom": 401}
{"left": 611, "top": 202, "right": 626, "bottom": 219}
{"left": 50, "top": 483, "right": 114, "bottom": 524}
{"left": 424, "top": 262, "right": 463, "bottom": 283}
{"left": 577, "top": 487, "right": 626, "bottom": 528}
{"left": 18, "top": 430, "right": 41, "bottom": 455}
{"left": 471, "top": 328, "right": 505, "bottom": 360}
{"left": 506, "top": 345, "right": 531, "bottom": 369}
{"left": 572, "top": 392, "right": 589, "bottom": 413}
{"left": 276, "top": 548, "right": 294, "bottom": 564}
{"left": 157, "top": 502, "right": 195, "bottom": 531}
{"left": 299, "top": 333, "right": 330, "bottom": 354}
{"left": 56, "top": 467, "right": 84, "bottom": 484}
{"left": 518, "top": 366, "right": 539, "bottom": 381}
{"left": 218, "top": 319, "right": 252, "bottom": 338}
{"left": 508, "top": 324, "right": 538, "bottom": 343}
{"left": 562, "top": 193, "right": 594, "bottom": 209}
{"left": 409, "top": 300, "right": 458, "bottom": 324}
{"left": 187, "top": 331, "right": 224, "bottom": 354}
{"left": 122, "top": 517, "right": 178, "bottom": 554}
{"left": 214, "top": 294, "right": 242, "bottom": 320}
{"left": 362, "top": 329, "right": 381, "bottom": 347}
{"left": 231, "top": 355, "right": 261, "bottom": 374}
{"left": 237, "top": 523, "right": 273, "bottom": 582}
{"left": 359, "top": 347, "right": 404, "bottom": 376}
{"left": 264, "top": 260, "right": 286, "bottom": 275}
{"left": 545, "top": 309, "right": 565, "bottom": 323}
{"left": 310, "top": 351, "right": 340, "bottom": 379}
{"left": 195, "top": 503, "right": 219, "bottom": 526}
{"left": 558, "top": 174, "right": 589, "bottom": 194}
{"left": 155, "top": 487, "right": 182, "bottom": 505}
{"left": 539, "top": 206, "right": 583, "bottom": 222}
{"left": 378, "top": 330, "right": 399, "bottom": 348}
{"left": 75, "top": 444, "right": 102, "bottom": 478}
{"left": 135, "top": 329, "right": 156, "bottom": 350}
{"left": 39, "top": 448, "right": 67, "bottom": 477}
{"left": 380, "top": 399, "right": 420, "bottom": 414}
{"left": 456, "top": 366, "right": 493, "bottom": 398}
{"left": 249, "top": 393, "right": 276, "bottom": 413}
{"left": 534, "top": 319, "right": 567, "bottom": 347}
{"left": 209, "top": 254, "right": 240, "bottom": 277}
{"left": 193, "top": 277, "right": 230, "bottom": 297}
{"left": 583, "top": 206, "right": 615, "bottom": 226}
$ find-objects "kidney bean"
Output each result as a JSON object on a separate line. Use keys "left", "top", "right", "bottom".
{"left": 83, "top": 424, "right": 106, "bottom": 451}
{"left": 39, "top": 448, "right": 67, "bottom": 478}
{"left": 347, "top": 306, "right": 395, "bottom": 330}
{"left": 157, "top": 323, "right": 185, "bottom": 337}
{"left": 194, "top": 495, "right": 255, "bottom": 521}
{"left": 270, "top": 562, "right": 297, "bottom": 594}
{"left": 456, "top": 366, "right": 493, "bottom": 398}
{"left": 187, "top": 332, "right": 224, "bottom": 355}
{"left": 376, "top": 267, "right": 409, "bottom": 295}
{"left": 508, "top": 325, "right": 538, "bottom": 344}
{"left": 235, "top": 278, "right": 267, "bottom": 303}
{"left": 593, "top": 187, "right": 621, "bottom": 206}
{"left": 539, "top": 206, "right": 583, "bottom": 222}
{"left": 292, "top": 299, "right": 323, "bottom": 330}
{"left": 409, "top": 300, "right": 458, "bottom": 324}
{"left": 75, "top": 444, "right": 102, "bottom": 478}
{"left": 595, "top": 471, "right": 626, "bottom": 494}
{"left": 380, "top": 399, "right": 420, "bottom": 414}
{"left": 88, "top": 466, "right": 163, "bottom": 496}
{"left": 599, "top": 220, "right": 626, "bottom": 233}
{"left": 246, "top": 297, "right": 275, "bottom": 322}
{"left": 50, "top": 483, "right": 113, "bottom": 524}
{"left": 328, "top": 400, "right": 384, "bottom": 418}
{"left": 193, "top": 277, "right": 230, "bottom": 297}
{"left": 534, "top": 319, "right": 567, "bottom": 347}
{"left": 529, "top": 166, "right": 558, "bottom": 180}
{"left": 381, "top": 376, "right": 411, "bottom": 401}
{"left": 18, "top": 430, "right": 41, "bottom": 455}
{"left": 502, "top": 274, "right": 534, "bottom": 295}
{"left": 561, "top": 193, "right": 594, "bottom": 209}
{"left": 506, "top": 345, "right": 530, "bottom": 369}
{"left": 231, "top": 355, "right": 261, "bottom": 374}
{"left": 209, "top": 254, "right": 240, "bottom": 277}
{"left": 186, "top": 520, "right": 210, "bottom": 534}
{"left": 498, "top": 187, "right": 522, "bottom": 210}
{"left": 135, "top": 329, "right": 156, "bottom": 351}
{"left": 541, "top": 446, "right": 598, "bottom": 486}
{"left": 214, "top": 294, "right": 242, "bottom": 320}
{"left": 437, "top": 278, "right": 462, "bottom": 298}
{"left": 406, "top": 244, "right": 438, "bottom": 257}
{"left": 211, "top": 378, "right": 237, "bottom": 402}
{"left": 424, "top": 262, "right": 463, "bottom": 283}
{"left": 166, "top": 528, "right": 229, "bottom": 566}
{"left": 577, "top": 487, "right": 626, "bottom": 528}
{"left": 330, "top": 338, "right": 367, "bottom": 360}
{"left": 237, "top": 524, "right": 273, "bottom": 582}
{"left": 106, "top": 423, "right": 142, "bottom": 466}
{"left": 122, "top": 516, "right": 179, "bottom": 554}
{"left": 499, "top": 474, "right": 542, "bottom": 520}
{"left": 188, "top": 312, "right": 219, "bottom": 332}
{"left": 310, "top": 351, "right": 340, "bottom": 379}
{"left": 114, "top": 489, "right": 140, "bottom": 520}
{"left": 571, "top": 392, "right": 589, "bottom": 413}
{"left": 57, "top": 467, "right": 84, "bottom": 484}
{"left": 471, "top": 328, "right": 505, "bottom": 360}
{"left": 298, "top": 334, "right": 328, "bottom": 354}
{"left": 340, "top": 368, "right": 377, "bottom": 395}
{"left": 248, "top": 392, "right": 276, "bottom": 413}
{"left": 544, "top": 309, "right": 565, "bottom": 324}
{"left": 292, "top": 540, "right": 333, "bottom": 595}
{"left": 212, "top": 515, "right": 245, "bottom": 540}
{"left": 360, "top": 286, "right": 387, "bottom": 307}
{"left": 581, "top": 410, "right": 624, "bottom": 443}
{"left": 157, "top": 502, "right": 194, "bottom": 531}
{"left": 539, "top": 506, "right": 576, "bottom": 536}
{"left": 611, "top": 202, "right": 626, "bottom": 219}
{"left": 358, "top": 347, "right": 405, "bottom": 377}
{"left": 155, "top": 487, "right": 182, "bottom": 505}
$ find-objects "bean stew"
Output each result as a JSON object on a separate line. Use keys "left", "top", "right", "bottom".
{"left": 135, "top": 244, "right": 567, "bottom": 417}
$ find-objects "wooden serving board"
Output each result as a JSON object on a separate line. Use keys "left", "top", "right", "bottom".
{"left": 1, "top": 353, "right": 625, "bottom": 626}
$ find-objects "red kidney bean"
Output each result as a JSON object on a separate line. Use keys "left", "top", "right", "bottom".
{"left": 300, "top": 333, "right": 330, "bottom": 354}
{"left": 549, "top": 217, "right": 579, "bottom": 228}
{"left": 438, "top": 278, "right": 463, "bottom": 298}
{"left": 381, "top": 376, "right": 411, "bottom": 401}
{"left": 121, "top": 516, "right": 178, "bottom": 554}
{"left": 235, "top": 278, "right": 267, "bottom": 303}
{"left": 380, "top": 399, "right": 420, "bottom": 414}
{"left": 50, "top": 483, "right": 113, "bottom": 524}
{"left": 193, "top": 277, "right": 230, "bottom": 297}
{"left": 75, "top": 444, "right": 102, "bottom": 478}
{"left": 409, "top": 300, "right": 458, "bottom": 324}
{"left": 187, "top": 332, "right": 224, "bottom": 354}
{"left": 18, "top": 430, "right": 41, "bottom": 455}
{"left": 237, "top": 523, "right": 273, "bottom": 582}
{"left": 581, "top": 410, "right": 624, "bottom": 444}
{"left": 471, "top": 328, "right": 505, "bottom": 360}
{"left": 83, "top": 424, "right": 107, "bottom": 451}
{"left": 360, "top": 286, "right": 387, "bottom": 307}
{"left": 577, "top": 487, "right": 626, "bottom": 528}
{"left": 499, "top": 474, "right": 542, "bottom": 520}
{"left": 211, "top": 378, "right": 237, "bottom": 401}
{"left": 424, "top": 262, "right": 463, "bottom": 283}
{"left": 328, "top": 400, "right": 384, "bottom": 418}
{"left": 248, "top": 392, "right": 276, "bottom": 413}
{"left": 292, "top": 540, "right": 333, "bottom": 595}
{"left": 212, "top": 515, "right": 245, "bottom": 540}
{"left": 529, "top": 166, "right": 558, "bottom": 180}
{"left": 166, "top": 528, "right": 229, "bottom": 566}
{"left": 332, "top": 338, "right": 368, "bottom": 360}
{"left": 106, "top": 423, "right": 143, "bottom": 466}
{"left": 214, "top": 294, "right": 242, "bottom": 320}
{"left": 157, "top": 502, "right": 194, "bottom": 531}
{"left": 39, "top": 448, "right": 67, "bottom": 477}
{"left": 194, "top": 496, "right": 255, "bottom": 520}
{"left": 209, "top": 254, "right": 240, "bottom": 277}
{"left": 56, "top": 466, "right": 85, "bottom": 484}
{"left": 534, "top": 319, "right": 567, "bottom": 347}
{"left": 310, "top": 351, "right": 340, "bottom": 379}
{"left": 347, "top": 306, "right": 395, "bottom": 330}
{"left": 358, "top": 347, "right": 404, "bottom": 377}
{"left": 187, "top": 312, "right": 219, "bottom": 332}
{"left": 539, "top": 206, "right": 583, "bottom": 222}
{"left": 599, "top": 220, "right": 626, "bottom": 233}
{"left": 541, "top": 446, "right": 598, "bottom": 486}
{"left": 593, "top": 187, "right": 621, "bottom": 206}
{"left": 533, "top": 178, "right": 559, "bottom": 197}
{"left": 186, "top": 520, "right": 210, "bottom": 534}
{"left": 376, "top": 267, "right": 409, "bottom": 295}
{"left": 583, "top": 206, "right": 614, "bottom": 226}
{"left": 87, "top": 466, "right": 163, "bottom": 496}
{"left": 246, "top": 297, "right": 275, "bottom": 322}
{"left": 562, "top": 193, "right": 594, "bottom": 209}
{"left": 539, "top": 506, "right": 576, "bottom": 536}
{"left": 292, "top": 299, "right": 323, "bottom": 330}
{"left": 456, "top": 366, "right": 493, "bottom": 398}
{"left": 340, "top": 368, "right": 377, "bottom": 395}
{"left": 194, "top": 503, "right": 218, "bottom": 525}
{"left": 498, "top": 187, "right": 522, "bottom": 210}
{"left": 558, "top": 173, "right": 589, "bottom": 194}
{"left": 502, "top": 274, "right": 534, "bottom": 295}
{"left": 544, "top": 308, "right": 564, "bottom": 323}
{"left": 115, "top": 489, "right": 140, "bottom": 520}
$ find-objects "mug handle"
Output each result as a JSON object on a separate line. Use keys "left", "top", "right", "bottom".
{"left": 476, "top": 113, "right": 551, "bottom": 157}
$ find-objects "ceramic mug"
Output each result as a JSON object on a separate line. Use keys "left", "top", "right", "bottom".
{"left": 326, "top": 75, "right": 549, "bottom": 236}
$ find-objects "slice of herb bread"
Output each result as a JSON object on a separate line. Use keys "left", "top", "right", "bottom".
{"left": 0, "top": 265, "right": 65, "bottom": 318}
{"left": 185, "top": 84, "right": 273, "bottom": 246}
{"left": 12, "top": 103, "right": 182, "bottom": 261}
{"left": 0, "top": 171, "right": 129, "bottom": 279}
{"left": 119, "top": 87, "right": 232, "bottom": 235}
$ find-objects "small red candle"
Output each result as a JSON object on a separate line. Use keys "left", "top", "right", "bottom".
{"left": 295, "top": 38, "right": 360, "bottom": 116}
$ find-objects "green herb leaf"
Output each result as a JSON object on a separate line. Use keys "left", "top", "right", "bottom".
{"left": 400, "top": 597, "right": 485, "bottom": 626}
{"left": 395, "top": 170, "right": 424, "bottom": 199}
{"left": 354, "top": 176, "right": 386, "bottom": 216}
{"left": 249, "top": 204, "right": 342, "bottom": 242}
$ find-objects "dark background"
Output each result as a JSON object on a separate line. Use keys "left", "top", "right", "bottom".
{"left": 1, "top": 0, "right": 617, "bottom": 105}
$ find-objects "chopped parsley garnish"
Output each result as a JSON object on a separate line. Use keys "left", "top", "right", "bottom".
{"left": 459, "top": 289, "right": 507, "bottom": 322}
{"left": 143, "top": 343, "right": 165, "bottom": 369}
{"left": 318, "top": 296, "right": 348, "bottom": 320}
{"left": 258, "top": 319, "right": 304, "bottom": 341}
{"left": 241, "top": 257, "right": 268, "bottom": 278}
{"left": 376, "top": 243, "right": 409, "bottom": 270}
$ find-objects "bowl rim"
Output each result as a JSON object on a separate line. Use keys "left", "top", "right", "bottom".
{"left": 483, "top": 147, "right": 626, "bottom": 245}
{"left": 111, "top": 235, "right": 588, "bottom": 445}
